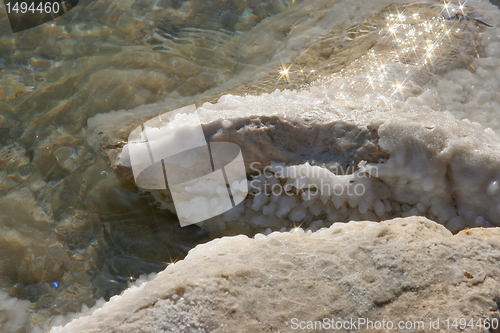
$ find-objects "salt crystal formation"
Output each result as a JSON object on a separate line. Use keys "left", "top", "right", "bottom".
{"left": 91, "top": 0, "right": 500, "bottom": 233}
{"left": 50, "top": 217, "right": 500, "bottom": 333}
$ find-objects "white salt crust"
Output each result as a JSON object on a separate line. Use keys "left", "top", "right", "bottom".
{"left": 50, "top": 217, "right": 500, "bottom": 333}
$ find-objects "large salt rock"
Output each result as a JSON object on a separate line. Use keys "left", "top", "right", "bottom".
{"left": 51, "top": 217, "right": 500, "bottom": 333}
{"left": 86, "top": 0, "right": 500, "bottom": 232}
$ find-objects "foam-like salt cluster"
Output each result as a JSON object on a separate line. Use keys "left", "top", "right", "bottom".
{"left": 50, "top": 217, "right": 500, "bottom": 333}
{"left": 192, "top": 93, "right": 500, "bottom": 233}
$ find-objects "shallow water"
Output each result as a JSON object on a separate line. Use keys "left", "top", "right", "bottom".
{"left": 0, "top": 0, "right": 306, "bottom": 331}
{"left": 1, "top": 0, "right": 500, "bottom": 332}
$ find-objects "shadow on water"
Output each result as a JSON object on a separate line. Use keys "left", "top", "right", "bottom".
{"left": 95, "top": 203, "right": 216, "bottom": 300}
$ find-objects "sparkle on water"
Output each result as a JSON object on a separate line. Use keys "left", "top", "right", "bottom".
{"left": 272, "top": 1, "right": 473, "bottom": 101}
